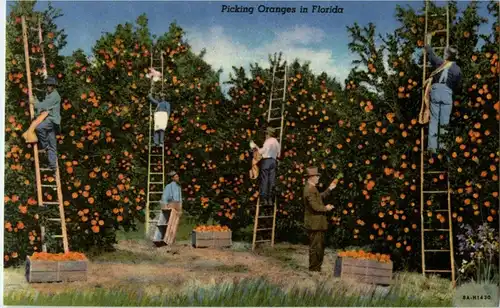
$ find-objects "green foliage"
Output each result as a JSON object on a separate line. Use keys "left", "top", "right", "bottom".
{"left": 4, "top": 0, "right": 498, "bottom": 278}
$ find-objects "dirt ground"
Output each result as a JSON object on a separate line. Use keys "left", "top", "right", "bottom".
{"left": 5, "top": 239, "right": 367, "bottom": 296}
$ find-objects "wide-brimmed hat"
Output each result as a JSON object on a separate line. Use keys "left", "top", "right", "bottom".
{"left": 306, "top": 167, "right": 320, "bottom": 177}
{"left": 265, "top": 127, "right": 277, "bottom": 136}
{"left": 44, "top": 76, "right": 58, "bottom": 86}
{"left": 167, "top": 171, "right": 178, "bottom": 177}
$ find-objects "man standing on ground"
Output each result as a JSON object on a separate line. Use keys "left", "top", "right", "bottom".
{"left": 303, "top": 167, "right": 338, "bottom": 272}
{"left": 161, "top": 171, "right": 183, "bottom": 212}
{"left": 250, "top": 127, "right": 281, "bottom": 207}
{"left": 29, "top": 76, "right": 61, "bottom": 170}
{"left": 419, "top": 32, "right": 462, "bottom": 154}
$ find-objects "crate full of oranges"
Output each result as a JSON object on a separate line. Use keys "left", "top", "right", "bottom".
{"left": 26, "top": 251, "right": 88, "bottom": 283}
{"left": 192, "top": 225, "right": 232, "bottom": 248}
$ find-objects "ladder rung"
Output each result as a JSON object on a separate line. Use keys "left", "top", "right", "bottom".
{"left": 434, "top": 47, "right": 446, "bottom": 50}
{"left": 41, "top": 184, "right": 57, "bottom": 188}
{"left": 424, "top": 269, "right": 452, "bottom": 273}
{"left": 271, "top": 98, "right": 283, "bottom": 101}
{"left": 149, "top": 200, "right": 161, "bottom": 203}
{"left": 423, "top": 229, "right": 449, "bottom": 231}
{"left": 257, "top": 228, "right": 273, "bottom": 231}
{"left": 40, "top": 168, "right": 54, "bottom": 171}
{"left": 47, "top": 218, "right": 61, "bottom": 221}
{"left": 43, "top": 201, "right": 59, "bottom": 205}
{"left": 268, "top": 117, "right": 281, "bottom": 121}
{"left": 53, "top": 235, "right": 63, "bottom": 238}
{"left": 424, "top": 249, "right": 451, "bottom": 252}
{"left": 270, "top": 107, "right": 281, "bottom": 111}
{"left": 425, "top": 171, "right": 446, "bottom": 174}
{"left": 255, "top": 239, "right": 272, "bottom": 243}
{"left": 150, "top": 172, "right": 163, "bottom": 175}
{"left": 258, "top": 215, "right": 274, "bottom": 219}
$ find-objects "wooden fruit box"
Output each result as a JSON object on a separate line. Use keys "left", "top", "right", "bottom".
{"left": 334, "top": 256, "right": 393, "bottom": 285}
{"left": 25, "top": 256, "right": 88, "bottom": 283}
{"left": 191, "top": 231, "right": 232, "bottom": 248}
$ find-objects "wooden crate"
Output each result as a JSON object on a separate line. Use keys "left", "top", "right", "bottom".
{"left": 26, "top": 256, "right": 88, "bottom": 283}
{"left": 191, "top": 231, "right": 232, "bottom": 248}
{"left": 334, "top": 256, "right": 393, "bottom": 285}
{"left": 152, "top": 208, "right": 181, "bottom": 246}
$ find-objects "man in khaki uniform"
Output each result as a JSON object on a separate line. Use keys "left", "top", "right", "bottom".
{"left": 303, "top": 167, "right": 337, "bottom": 272}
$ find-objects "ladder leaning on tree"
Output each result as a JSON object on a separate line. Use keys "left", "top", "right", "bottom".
{"left": 145, "top": 44, "right": 168, "bottom": 243}
{"left": 252, "top": 56, "right": 287, "bottom": 251}
{"left": 21, "top": 14, "right": 69, "bottom": 253}
{"left": 419, "top": 0, "right": 456, "bottom": 284}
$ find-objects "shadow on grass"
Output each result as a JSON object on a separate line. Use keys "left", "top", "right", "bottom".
{"left": 116, "top": 215, "right": 197, "bottom": 243}
{"left": 254, "top": 245, "right": 303, "bottom": 270}
{"left": 89, "top": 249, "right": 167, "bottom": 264}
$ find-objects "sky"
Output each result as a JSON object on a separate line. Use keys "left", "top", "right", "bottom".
{"left": 5, "top": 1, "right": 494, "bottom": 90}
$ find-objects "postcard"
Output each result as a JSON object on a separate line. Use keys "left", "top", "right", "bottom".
{"left": 2, "top": 0, "right": 499, "bottom": 307}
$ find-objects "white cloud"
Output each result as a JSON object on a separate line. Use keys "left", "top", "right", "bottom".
{"left": 184, "top": 25, "right": 354, "bottom": 95}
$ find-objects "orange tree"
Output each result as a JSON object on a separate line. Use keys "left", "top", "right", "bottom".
{"left": 332, "top": 0, "right": 499, "bottom": 272}
{"left": 5, "top": 1, "right": 70, "bottom": 265}
{"left": 4, "top": 0, "right": 498, "bottom": 276}
{"left": 219, "top": 1, "right": 498, "bottom": 273}
{"left": 4, "top": 1, "right": 226, "bottom": 265}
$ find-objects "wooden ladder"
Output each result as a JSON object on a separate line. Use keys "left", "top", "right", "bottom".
{"left": 145, "top": 45, "right": 166, "bottom": 239}
{"left": 21, "top": 15, "right": 69, "bottom": 253}
{"left": 419, "top": 0, "right": 456, "bottom": 284}
{"left": 252, "top": 56, "right": 287, "bottom": 251}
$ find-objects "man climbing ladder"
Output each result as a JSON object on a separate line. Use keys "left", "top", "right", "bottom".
{"left": 21, "top": 14, "right": 69, "bottom": 253}
{"left": 145, "top": 44, "right": 179, "bottom": 244}
{"left": 418, "top": 0, "right": 458, "bottom": 284}
{"left": 252, "top": 55, "right": 287, "bottom": 251}
{"left": 419, "top": 33, "right": 462, "bottom": 154}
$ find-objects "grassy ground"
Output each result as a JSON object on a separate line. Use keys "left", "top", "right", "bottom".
{"left": 4, "top": 219, "right": 460, "bottom": 306}
{"left": 4, "top": 277, "right": 452, "bottom": 306}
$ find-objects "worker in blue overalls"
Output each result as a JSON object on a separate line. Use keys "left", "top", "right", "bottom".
{"left": 419, "top": 32, "right": 462, "bottom": 156}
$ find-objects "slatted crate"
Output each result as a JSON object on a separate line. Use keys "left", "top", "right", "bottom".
{"left": 152, "top": 207, "right": 181, "bottom": 246}
{"left": 25, "top": 256, "right": 88, "bottom": 283}
{"left": 191, "top": 231, "right": 232, "bottom": 248}
{"left": 334, "top": 256, "right": 393, "bottom": 285}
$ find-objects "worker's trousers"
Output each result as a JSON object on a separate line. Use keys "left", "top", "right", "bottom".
{"left": 259, "top": 158, "right": 277, "bottom": 204}
{"left": 308, "top": 230, "right": 326, "bottom": 272}
{"left": 36, "top": 119, "right": 59, "bottom": 169}
{"left": 153, "top": 129, "right": 165, "bottom": 147}
{"left": 428, "top": 84, "right": 453, "bottom": 152}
